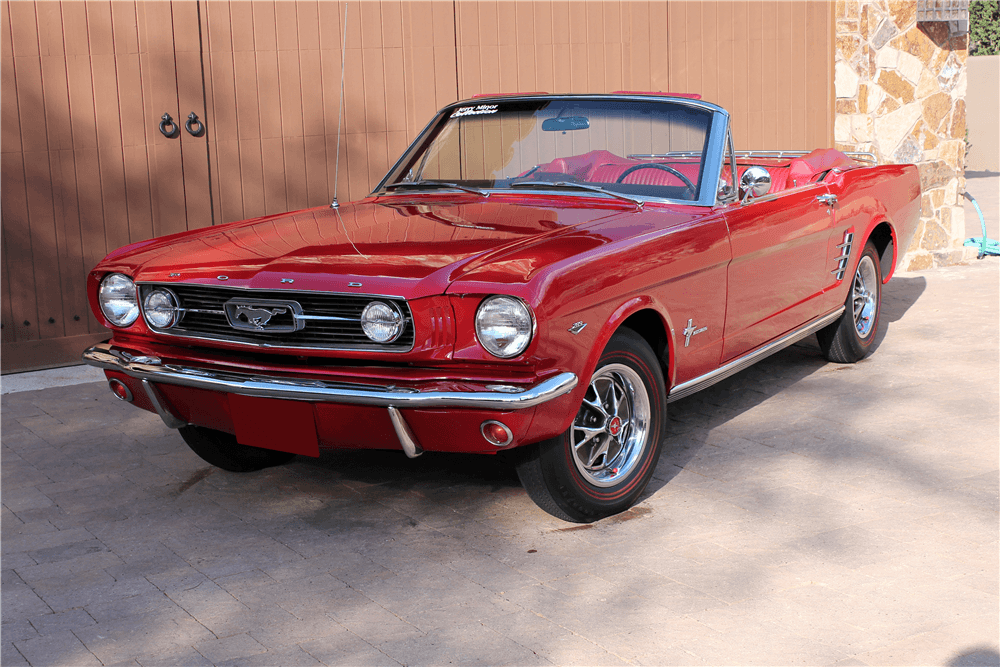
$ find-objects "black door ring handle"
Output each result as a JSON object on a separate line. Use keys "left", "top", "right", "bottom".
{"left": 186, "top": 112, "right": 205, "bottom": 137}
{"left": 159, "top": 113, "right": 179, "bottom": 138}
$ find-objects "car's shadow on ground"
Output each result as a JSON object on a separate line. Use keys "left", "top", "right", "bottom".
{"left": 290, "top": 274, "right": 928, "bottom": 521}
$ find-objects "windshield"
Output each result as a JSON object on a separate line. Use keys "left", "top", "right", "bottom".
{"left": 380, "top": 99, "right": 714, "bottom": 202}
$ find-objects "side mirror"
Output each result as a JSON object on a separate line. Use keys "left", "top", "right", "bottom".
{"left": 740, "top": 166, "right": 771, "bottom": 204}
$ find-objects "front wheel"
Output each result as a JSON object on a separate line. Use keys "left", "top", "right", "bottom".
{"left": 515, "top": 328, "right": 666, "bottom": 522}
{"left": 817, "top": 240, "right": 883, "bottom": 363}
{"left": 179, "top": 425, "right": 296, "bottom": 472}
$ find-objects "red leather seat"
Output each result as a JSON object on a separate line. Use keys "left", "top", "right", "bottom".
{"left": 788, "top": 149, "right": 855, "bottom": 187}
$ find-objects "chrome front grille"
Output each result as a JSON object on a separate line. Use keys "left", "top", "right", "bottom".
{"left": 138, "top": 284, "right": 414, "bottom": 352}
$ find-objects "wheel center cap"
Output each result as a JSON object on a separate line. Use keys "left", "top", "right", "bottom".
{"left": 608, "top": 416, "right": 623, "bottom": 436}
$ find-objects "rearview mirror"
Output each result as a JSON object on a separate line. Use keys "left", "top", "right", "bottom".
{"left": 541, "top": 116, "right": 590, "bottom": 132}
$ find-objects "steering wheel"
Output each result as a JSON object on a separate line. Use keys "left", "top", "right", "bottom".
{"left": 615, "top": 163, "right": 696, "bottom": 197}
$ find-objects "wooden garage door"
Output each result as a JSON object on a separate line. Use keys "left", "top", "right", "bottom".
{"left": 1, "top": 1, "right": 457, "bottom": 373}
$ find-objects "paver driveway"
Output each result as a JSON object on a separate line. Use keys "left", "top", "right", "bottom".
{"left": 3, "top": 256, "right": 997, "bottom": 666}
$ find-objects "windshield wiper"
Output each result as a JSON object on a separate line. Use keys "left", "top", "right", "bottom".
{"left": 509, "top": 181, "right": 643, "bottom": 208}
{"left": 384, "top": 181, "right": 489, "bottom": 197}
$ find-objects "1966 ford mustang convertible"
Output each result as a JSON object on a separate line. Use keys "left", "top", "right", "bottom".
{"left": 83, "top": 93, "right": 920, "bottom": 522}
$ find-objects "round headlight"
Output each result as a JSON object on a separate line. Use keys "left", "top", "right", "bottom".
{"left": 98, "top": 274, "right": 139, "bottom": 327}
{"left": 361, "top": 301, "right": 403, "bottom": 343}
{"left": 475, "top": 296, "right": 533, "bottom": 358}
{"left": 143, "top": 288, "right": 179, "bottom": 329}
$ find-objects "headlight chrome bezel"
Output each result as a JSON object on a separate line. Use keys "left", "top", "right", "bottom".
{"left": 475, "top": 295, "right": 535, "bottom": 359}
{"left": 361, "top": 301, "right": 404, "bottom": 344}
{"left": 142, "top": 287, "right": 180, "bottom": 329}
{"left": 98, "top": 273, "right": 140, "bottom": 327}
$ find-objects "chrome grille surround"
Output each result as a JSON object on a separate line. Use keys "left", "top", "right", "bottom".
{"left": 137, "top": 283, "right": 414, "bottom": 352}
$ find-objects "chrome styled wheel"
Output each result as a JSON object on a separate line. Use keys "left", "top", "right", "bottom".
{"left": 515, "top": 328, "right": 666, "bottom": 522}
{"left": 818, "top": 240, "right": 883, "bottom": 364}
{"left": 571, "top": 364, "right": 650, "bottom": 487}
{"left": 852, "top": 255, "right": 878, "bottom": 339}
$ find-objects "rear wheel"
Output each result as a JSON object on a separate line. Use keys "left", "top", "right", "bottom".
{"left": 817, "top": 240, "right": 882, "bottom": 363}
{"left": 179, "top": 425, "right": 295, "bottom": 472}
{"left": 516, "top": 328, "right": 666, "bottom": 522}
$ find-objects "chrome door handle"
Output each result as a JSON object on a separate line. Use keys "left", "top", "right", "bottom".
{"left": 816, "top": 194, "right": 838, "bottom": 207}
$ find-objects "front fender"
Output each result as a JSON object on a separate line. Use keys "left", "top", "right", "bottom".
{"left": 547, "top": 296, "right": 675, "bottom": 436}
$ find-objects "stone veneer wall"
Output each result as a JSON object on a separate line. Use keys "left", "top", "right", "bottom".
{"left": 835, "top": 0, "right": 969, "bottom": 270}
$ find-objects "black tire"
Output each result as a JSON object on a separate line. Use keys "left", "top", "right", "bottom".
{"left": 817, "top": 240, "right": 883, "bottom": 364}
{"left": 179, "top": 425, "right": 295, "bottom": 472}
{"left": 515, "top": 328, "right": 666, "bottom": 522}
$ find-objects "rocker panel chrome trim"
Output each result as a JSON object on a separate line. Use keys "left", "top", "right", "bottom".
{"left": 667, "top": 307, "right": 846, "bottom": 403}
{"left": 83, "top": 342, "right": 578, "bottom": 410}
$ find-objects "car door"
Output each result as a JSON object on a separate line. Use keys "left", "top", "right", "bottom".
{"left": 721, "top": 182, "right": 837, "bottom": 361}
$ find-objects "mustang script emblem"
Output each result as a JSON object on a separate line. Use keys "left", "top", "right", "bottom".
{"left": 223, "top": 298, "right": 304, "bottom": 333}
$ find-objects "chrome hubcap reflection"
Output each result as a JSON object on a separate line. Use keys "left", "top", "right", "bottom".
{"left": 571, "top": 364, "right": 650, "bottom": 487}
{"left": 852, "top": 255, "right": 878, "bottom": 339}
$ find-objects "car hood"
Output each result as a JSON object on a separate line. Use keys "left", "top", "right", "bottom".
{"left": 101, "top": 194, "right": 634, "bottom": 299}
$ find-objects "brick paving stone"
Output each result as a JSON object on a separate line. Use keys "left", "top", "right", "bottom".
{"left": 299, "top": 633, "right": 402, "bottom": 666}
{"left": 13, "top": 632, "right": 103, "bottom": 667}
{"left": 1, "top": 258, "right": 997, "bottom": 665}
{"left": 192, "top": 633, "right": 268, "bottom": 664}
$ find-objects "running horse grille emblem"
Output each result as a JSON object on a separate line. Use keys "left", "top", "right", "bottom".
{"left": 224, "top": 298, "right": 305, "bottom": 333}
{"left": 235, "top": 305, "right": 286, "bottom": 330}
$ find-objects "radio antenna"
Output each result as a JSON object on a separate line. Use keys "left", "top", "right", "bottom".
{"left": 331, "top": 2, "right": 349, "bottom": 208}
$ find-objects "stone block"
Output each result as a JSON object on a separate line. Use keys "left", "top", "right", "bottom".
{"left": 939, "top": 141, "right": 964, "bottom": 172}
{"left": 891, "top": 26, "right": 937, "bottom": 63}
{"left": 953, "top": 68, "right": 967, "bottom": 98}
{"left": 948, "top": 99, "right": 966, "bottom": 139}
{"left": 875, "top": 46, "right": 899, "bottom": 69}
{"left": 918, "top": 160, "right": 953, "bottom": 190}
{"left": 876, "top": 96, "right": 901, "bottom": 115}
{"left": 897, "top": 51, "right": 924, "bottom": 84}
{"left": 931, "top": 188, "right": 945, "bottom": 208}
{"left": 915, "top": 68, "right": 939, "bottom": 99}
{"left": 871, "top": 20, "right": 898, "bottom": 50}
{"left": 838, "top": 19, "right": 859, "bottom": 33}
{"left": 904, "top": 250, "right": 933, "bottom": 270}
{"left": 835, "top": 61, "right": 860, "bottom": 98}
{"left": 893, "top": 135, "right": 922, "bottom": 164}
{"left": 938, "top": 53, "right": 963, "bottom": 92}
{"left": 852, "top": 114, "right": 874, "bottom": 142}
{"left": 874, "top": 103, "right": 922, "bottom": 155}
{"left": 920, "top": 194, "right": 933, "bottom": 218}
{"left": 921, "top": 126, "right": 941, "bottom": 150}
{"left": 878, "top": 69, "right": 915, "bottom": 103}
{"left": 835, "top": 115, "right": 852, "bottom": 143}
{"left": 867, "top": 83, "right": 886, "bottom": 113}
{"left": 888, "top": 0, "right": 915, "bottom": 29}
{"left": 837, "top": 34, "right": 861, "bottom": 62}
{"left": 837, "top": 99, "right": 859, "bottom": 114}
{"left": 922, "top": 219, "right": 950, "bottom": 250}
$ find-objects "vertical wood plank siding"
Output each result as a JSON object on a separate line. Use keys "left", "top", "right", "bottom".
{"left": 1, "top": 0, "right": 833, "bottom": 372}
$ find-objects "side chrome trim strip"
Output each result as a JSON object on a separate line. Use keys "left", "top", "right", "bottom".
{"left": 387, "top": 407, "right": 424, "bottom": 458}
{"left": 83, "top": 342, "right": 578, "bottom": 411}
{"left": 667, "top": 307, "right": 846, "bottom": 403}
{"left": 141, "top": 379, "right": 188, "bottom": 429}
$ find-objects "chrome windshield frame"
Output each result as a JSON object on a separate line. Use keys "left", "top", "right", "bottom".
{"left": 371, "top": 94, "right": 731, "bottom": 209}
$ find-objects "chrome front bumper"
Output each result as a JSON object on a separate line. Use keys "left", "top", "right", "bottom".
{"left": 83, "top": 342, "right": 578, "bottom": 457}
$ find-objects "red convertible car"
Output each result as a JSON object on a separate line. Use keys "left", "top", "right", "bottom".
{"left": 83, "top": 94, "right": 920, "bottom": 522}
